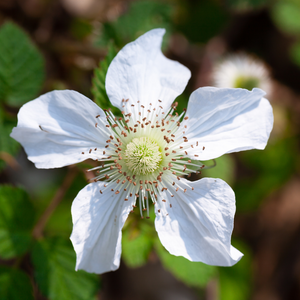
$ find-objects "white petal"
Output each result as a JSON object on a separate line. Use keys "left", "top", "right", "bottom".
{"left": 10, "top": 90, "right": 110, "bottom": 168}
{"left": 70, "top": 182, "right": 134, "bottom": 274}
{"left": 106, "top": 28, "right": 191, "bottom": 115}
{"left": 155, "top": 177, "right": 243, "bottom": 266}
{"left": 183, "top": 87, "right": 273, "bottom": 160}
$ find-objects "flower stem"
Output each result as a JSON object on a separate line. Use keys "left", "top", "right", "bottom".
{"left": 32, "top": 166, "right": 78, "bottom": 239}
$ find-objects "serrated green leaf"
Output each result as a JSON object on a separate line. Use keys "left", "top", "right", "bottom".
{"left": 0, "top": 185, "right": 35, "bottom": 259}
{"left": 155, "top": 239, "right": 216, "bottom": 287}
{"left": 122, "top": 223, "right": 154, "bottom": 268}
{"left": 0, "top": 21, "right": 45, "bottom": 106}
{"left": 91, "top": 43, "right": 121, "bottom": 115}
{"left": 31, "top": 237, "right": 99, "bottom": 300}
{"left": 0, "top": 266, "right": 34, "bottom": 300}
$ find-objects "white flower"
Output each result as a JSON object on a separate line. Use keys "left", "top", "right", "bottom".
{"left": 213, "top": 53, "right": 271, "bottom": 94}
{"left": 10, "top": 29, "right": 273, "bottom": 274}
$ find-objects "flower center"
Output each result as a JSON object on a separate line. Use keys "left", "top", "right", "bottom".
{"left": 85, "top": 100, "right": 206, "bottom": 218}
{"left": 125, "top": 137, "right": 162, "bottom": 175}
{"left": 234, "top": 75, "right": 259, "bottom": 90}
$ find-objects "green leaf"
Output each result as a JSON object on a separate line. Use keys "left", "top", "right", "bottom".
{"left": 201, "top": 155, "right": 236, "bottom": 185}
{"left": 0, "top": 21, "right": 45, "bottom": 106}
{"left": 70, "top": 18, "right": 93, "bottom": 40}
{"left": 155, "top": 239, "right": 216, "bottom": 287}
{"left": 0, "top": 266, "right": 34, "bottom": 300}
{"left": 177, "top": 0, "right": 228, "bottom": 44}
{"left": 122, "top": 222, "right": 154, "bottom": 268}
{"left": 95, "top": 0, "right": 173, "bottom": 48}
{"left": 290, "top": 40, "right": 300, "bottom": 66}
{"left": 31, "top": 237, "right": 99, "bottom": 300}
{"left": 225, "top": 0, "right": 269, "bottom": 11}
{"left": 0, "top": 119, "right": 20, "bottom": 170}
{"left": 219, "top": 240, "right": 252, "bottom": 300}
{"left": 235, "top": 137, "right": 297, "bottom": 211}
{"left": 0, "top": 186, "right": 35, "bottom": 259}
{"left": 272, "top": 0, "right": 300, "bottom": 36}
{"left": 91, "top": 43, "right": 121, "bottom": 115}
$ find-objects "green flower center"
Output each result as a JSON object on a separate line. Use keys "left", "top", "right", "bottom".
{"left": 125, "top": 137, "right": 162, "bottom": 175}
{"left": 234, "top": 75, "right": 260, "bottom": 91}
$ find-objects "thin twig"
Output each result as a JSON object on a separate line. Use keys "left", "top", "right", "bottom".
{"left": 32, "top": 166, "right": 78, "bottom": 239}
{"left": 0, "top": 151, "right": 20, "bottom": 169}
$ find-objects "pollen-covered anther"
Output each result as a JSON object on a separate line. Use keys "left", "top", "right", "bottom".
{"left": 124, "top": 137, "right": 162, "bottom": 175}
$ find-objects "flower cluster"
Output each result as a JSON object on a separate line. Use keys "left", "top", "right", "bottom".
{"left": 11, "top": 29, "right": 273, "bottom": 274}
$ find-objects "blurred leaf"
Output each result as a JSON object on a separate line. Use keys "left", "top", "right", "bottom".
{"left": 0, "top": 119, "right": 20, "bottom": 170}
{"left": 95, "top": 0, "right": 173, "bottom": 48}
{"left": 0, "top": 266, "right": 34, "bottom": 300}
{"left": 290, "top": 40, "right": 300, "bottom": 66}
{"left": 201, "top": 155, "right": 236, "bottom": 185}
{"left": 219, "top": 240, "right": 252, "bottom": 300}
{"left": 272, "top": 0, "right": 300, "bottom": 36}
{"left": 235, "top": 137, "right": 297, "bottom": 211}
{"left": 177, "top": 0, "right": 228, "bottom": 44}
{"left": 70, "top": 18, "right": 93, "bottom": 40}
{"left": 44, "top": 200, "right": 72, "bottom": 238}
{"left": 155, "top": 239, "right": 216, "bottom": 287}
{"left": 225, "top": 0, "right": 269, "bottom": 11}
{"left": 31, "top": 237, "right": 99, "bottom": 300}
{"left": 0, "top": 186, "right": 35, "bottom": 259}
{"left": 45, "top": 172, "right": 86, "bottom": 237}
{"left": 91, "top": 43, "right": 121, "bottom": 115}
{"left": 0, "top": 21, "right": 45, "bottom": 107}
{"left": 122, "top": 222, "right": 154, "bottom": 268}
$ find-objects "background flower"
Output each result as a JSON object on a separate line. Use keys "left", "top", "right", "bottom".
{"left": 212, "top": 53, "right": 271, "bottom": 94}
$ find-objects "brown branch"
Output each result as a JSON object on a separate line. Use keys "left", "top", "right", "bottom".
{"left": 32, "top": 166, "right": 78, "bottom": 239}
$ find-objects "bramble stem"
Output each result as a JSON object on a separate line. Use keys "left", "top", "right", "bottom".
{"left": 32, "top": 166, "right": 78, "bottom": 239}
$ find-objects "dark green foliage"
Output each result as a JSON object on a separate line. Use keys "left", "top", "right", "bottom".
{"left": 95, "top": 0, "right": 173, "bottom": 48}
{"left": 0, "top": 22, "right": 45, "bottom": 107}
{"left": 122, "top": 222, "right": 154, "bottom": 268}
{"left": 226, "top": 0, "right": 270, "bottom": 11}
{"left": 201, "top": 155, "right": 236, "bottom": 186}
{"left": 155, "top": 240, "right": 216, "bottom": 287}
{"left": 235, "top": 137, "right": 297, "bottom": 211}
{"left": 219, "top": 241, "right": 253, "bottom": 300}
{"left": 31, "top": 237, "right": 99, "bottom": 300}
{"left": 177, "top": 0, "right": 228, "bottom": 44}
{"left": 0, "top": 266, "right": 34, "bottom": 300}
{"left": 0, "top": 119, "right": 20, "bottom": 170}
{"left": 0, "top": 186, "right": 35, "bottom": 259}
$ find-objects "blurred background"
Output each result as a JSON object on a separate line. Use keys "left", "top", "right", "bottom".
{"left": 0, "top": 0, "right": 300, "bottom": 299}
